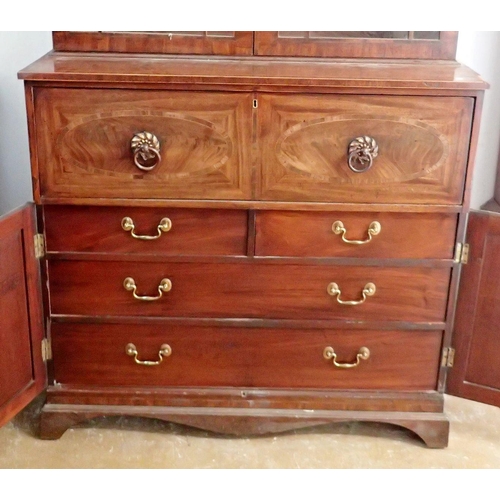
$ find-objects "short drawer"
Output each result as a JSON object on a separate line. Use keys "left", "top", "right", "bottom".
{"left": 258, "top": 94, "right": 473, "bottom": 204}
{"left": 51, "top": 323, "right": 442, "bottom": 390}
{"left": 44, "top": 206, "right": 248, "bottom": 256}
{"left": 256, "top": 211, "right": 458, "bottom": 259}
{"left": 48, "top": 261, "right": 451, "bottom": 322}
{"left": 33, "top": 88, "right": 253, "bottom": 201}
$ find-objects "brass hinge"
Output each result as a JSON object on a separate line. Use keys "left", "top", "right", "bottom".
{"left": 34, "top": 233, "right": 45, "bottom": 259}
{"left": 454, "top": 242, "right": 469, "bottom": 264}
{"left": 441, "top": 347, "right": 455, "bottom": 368}
{"left": 41, "top": 338, "right": 52, "bottom": 362}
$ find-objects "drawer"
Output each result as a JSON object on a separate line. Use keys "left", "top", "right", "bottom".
{"left": 48, "top": 261, "right": 451, "bottom": 322}
{"left": 51, "top": 323, "right": 442, "bottom": 390}
{"left": 258, "top": 94, "right": 473, "bottom": 204}
{"left": 256, "top": 211, "right": 458, "bottom": 259}
{"left": 44, "top": 206, "right": 248, "bottom": 256}
{"left": 33, "top": 88, "right": 253, "bottom": 200}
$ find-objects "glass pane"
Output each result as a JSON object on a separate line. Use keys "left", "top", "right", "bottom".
{"left": 206, "top": 32, "right": 236, "bottom": 37}
{"left": 311, "top": 31, "right": 409, "bottom": 39}
{"left": 278, "top": 31, "right": 410, "bottom": 40}
{"left": 412, "top": 31, "right": 440, "bottom": 40}
{"left": 277, "top": 31, "right": 309, "bottom": 38}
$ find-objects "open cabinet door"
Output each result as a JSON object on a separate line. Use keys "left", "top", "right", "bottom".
{"left": 0, "top": 204, "right": 46, "bottom": 427}
{"left": 447, "top": 209, "right": 500, "bottom": 406}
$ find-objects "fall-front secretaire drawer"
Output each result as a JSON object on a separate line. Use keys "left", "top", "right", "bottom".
{"left": 48, "top": 261, "right": 451, "bottom": 322}
{"left": 258, "top": 94, "right": 473, "bottom": 204}
{"left": 51, "top": 323, "right": 442, "bottom": 390}
{"left": 43, "top": 206, "right": 248, "bottom": 256}
{"left": 256, "top": 211, "right": 458, "bottom": 259}
{"left": 33, "top": 88, "right": 253, "bottom": 201}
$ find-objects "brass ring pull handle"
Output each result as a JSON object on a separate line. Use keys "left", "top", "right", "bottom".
{"left": 332, "top": 220, "right": 381, "bottom": 245}
{"left": 121, "top": 217, "right": 172, "bottom": 240}
{"left": 131, "top": 131, "right": 161, "bottom": 171}
{"left": 323, "top": 346, "right": 370, "bottom": 369}
{"left": 123, "top": 277, "right": 172, "bottom": 301}
{"left": 347, "top": 136, "right": 378, "bottom": 173}
{"left": 327, "top": 282, "right": 376, "bottom": 306}
{"left": 125, "top": 343, "right": 172, "bottom": 366}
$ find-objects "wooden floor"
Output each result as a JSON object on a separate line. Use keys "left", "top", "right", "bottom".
{"left": 0, "top": 394, "right": 499, "bottom": 469}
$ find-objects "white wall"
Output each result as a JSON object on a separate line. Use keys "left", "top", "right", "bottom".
{"left": 0, "top": 31, "right": 499, "bottom": 216}
{"left": 0, "top": 32, "right": 52, "bottom": 215}
{"left": 456, "top": 31, "right": 500, "bottom": 208}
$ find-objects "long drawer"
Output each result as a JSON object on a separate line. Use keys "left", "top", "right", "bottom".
{"left": 256, "top": 211, "right": 458, "bottom": 259}
{"left": 51, "top": 323, "right": 443, "bottom": 390}
{"left": 44, "top": 206, "right": 248, "bottom": 256}
{"left": 48, "top": 261, "right": 451, "bottom": 322}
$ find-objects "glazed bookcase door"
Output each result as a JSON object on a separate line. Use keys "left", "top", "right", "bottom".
{"left": 447, "top": 210, "right": 500, "bottom": 407}
{"left": 254, "top": 31, "right": 458, "bottom": 59}
{"left": 52, "top": 31, "right": 254, "bottom": 56}
{"left": 0, "top": 204, "right": 46, "bottom": 427}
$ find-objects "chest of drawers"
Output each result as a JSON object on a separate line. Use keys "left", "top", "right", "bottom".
{"left": 0, "top": 32, "right": 489, "bottom": 447}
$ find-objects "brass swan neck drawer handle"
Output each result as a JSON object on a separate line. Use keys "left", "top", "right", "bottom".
{"left": 323, "top": 346, "right": 370, "bottom": 369}
{"left": 327, "top": 282, "right": 376, "bottom": 306}
{"left": 126, "top": 343, "right": 172, "bottom": 366}
{"left": 123, "top": 277, "right": 172, "bottom": 301}
{"left": 332, "top": 220, "right": 381, "bottom": 245}
{"left": 348, "top": 136, "right": 378, "bottom": 173}
{"left": 131, "top": 131, "right": 161, "bottom": 171}
{"left": 121, "top": 217, "right": 172, "bottom": 240}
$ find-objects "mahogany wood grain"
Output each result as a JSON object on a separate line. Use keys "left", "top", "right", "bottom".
{"left": 38, "top": 403, "right": 449, "bottom": 447}
{"left": 0, "top": 205, "right": 46, "bottom": 428}
{"left": 447, "top": 211, "right": 500, "bottom": 406}
{"left": 19, "top": 54, "right": 488, "bottom": 92}
{"left": 256, "top": 211, "right": 458, "bottom": 259}
{"left": 41, "top": 384, "right": 446, "bottom": 445}
{"left": 51, "top": 315, "right": 446, "bottom": 333}
{"left": 52, "top": 31, "right": 457, "bottom": 62}
{"left": 53, "top": 31, "right": 254, "bottom": 56}
{"left": 258, "top": 94, "right": 473, "bottom": 204}
{"left": 45, "top": 386, "right": 444, "bottom": 413}
{"left": 48, "top": 260, "right": 451, "bottom": 322}
{"left": 14, "top": 33, "right": 489, "bottom": 445}
{"left": 50, "top": 323, "right": 442, "bottom": 390}
{"left": 254, "top": 31, "right": 458, "bottom": 60}
{"left": 33, "top": 88, "right": 253, "bottom": 201}
{"left": 43, "top": 206, "right": 248, "bottom": 256}
{"left": 39, "top": 198, "right": 465, "bottom": 212}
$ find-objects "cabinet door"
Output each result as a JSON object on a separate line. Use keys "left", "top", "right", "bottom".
{"left": 447, "top": 209, "right": 500, "bottom": 406}
{"left": 0, "top": 205, "right": 46, "bottom": 427}
{"left": 254, "top": 31, "right": 458, "bottom": 59}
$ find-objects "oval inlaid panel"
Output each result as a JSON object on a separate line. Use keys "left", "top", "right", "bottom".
{"left": 276, "top": 116, "right": 447, "bottom": 184}
{"left": 58, "top": 111, "right": 233, "bottom": 179}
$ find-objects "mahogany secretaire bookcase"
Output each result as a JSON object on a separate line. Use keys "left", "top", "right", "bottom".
{"left": 0, "top": 31, "right": 496, "bottom": 448}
